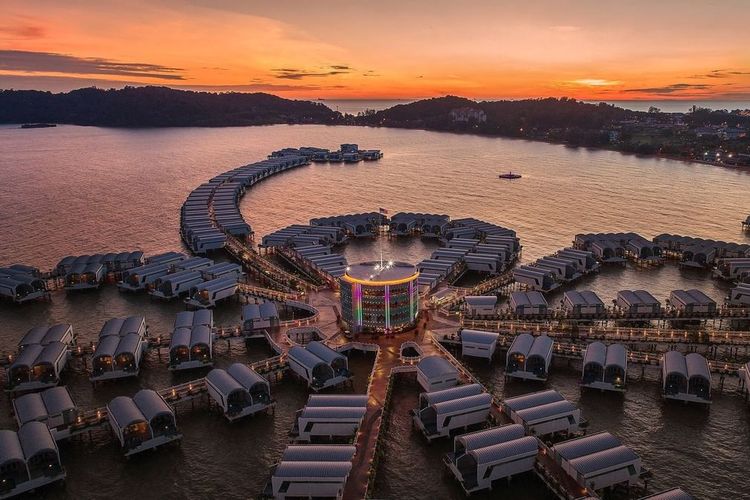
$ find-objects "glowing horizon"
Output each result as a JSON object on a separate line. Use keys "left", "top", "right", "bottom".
{"left": 2, "top": 1, "right": 749, "bottom": 101}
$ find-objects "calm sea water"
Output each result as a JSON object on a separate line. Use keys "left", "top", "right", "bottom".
{"left": 1, "top": 124, "right": 750, "bottom": 499}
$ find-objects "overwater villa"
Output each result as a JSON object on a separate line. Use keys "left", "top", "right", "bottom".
{"left": 0, "top": 422, "right": 65, "bottom": 498}
{"left": 443, "top": 424, "right": 538, "bottom": 494}
{"left": 106, "top": 389, "right": 181, "bottom": 456}
{"left": 12, "top": 387, "right": 78, "bottom": 441}
{"left": 551, "top": 431, "right": 642, "bottom": 493}
{"left": 661, "top": 351, "right": 712, "bottom": 404}
{"left": 505, "top": 334, "right": 554, "bottom": 382}
{"left": 459, "top": 329, "right": 499, "bottom": 360}
{"left": 502, "top": 390, "right": 582, "bottom": 438}
{"left": 581, "top": 342, "right": 628, "bottom": 392}
{"left": 205, "top": 364, "right": 272, "bottom": 421}
{"left": 288, "top": 342, "right": 351, "bottom": 391}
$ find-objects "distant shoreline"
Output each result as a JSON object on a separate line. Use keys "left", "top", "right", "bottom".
{"left": 319, "top": 98, "right": 750, "bottom": 114}
{"left": 352, "top": 122, "right": 750, "bottom": 173}
{"left": 3, "top": 118, "right": 747, "bottom": 173}
{"left": 2, "top": 88, "right": 748, "bottom": 172}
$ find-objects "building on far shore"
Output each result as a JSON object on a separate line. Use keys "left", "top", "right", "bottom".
{"left": 450, "top": 107, "right": 487, "bottom": 123}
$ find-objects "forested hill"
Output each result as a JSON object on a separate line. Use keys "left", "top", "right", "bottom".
{"left": 0, "top": 86, "right": 342, "bottom": 127}
{"left": 3, "top": 88, "right": 748, "bottom": 161}
{"left": 354, "top": 96, "right": 637, "bottom": 137}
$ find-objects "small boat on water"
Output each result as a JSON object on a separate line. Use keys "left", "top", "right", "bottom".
{"left": 21, "top": 123, "right": 56, "bottom": 129}
{"left": 499, "top": 172, "right": 522, "bottom": 179}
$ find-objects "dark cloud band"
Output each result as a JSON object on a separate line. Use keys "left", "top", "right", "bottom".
{"left": 0, "top": 50, "right": 185, "bottom": 80}
{"left": 271, "top": 65, "right": 353, "bottom": 80}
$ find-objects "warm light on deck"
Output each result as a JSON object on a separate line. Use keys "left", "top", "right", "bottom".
{"left": 341, "top": 271, "right": 420, "bottom": 286}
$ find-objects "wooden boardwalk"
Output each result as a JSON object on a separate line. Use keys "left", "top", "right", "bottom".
{"left": 342, "top": 326, "right": 443, "bottom": 499}
{"left": 461, "top": 306, "right": 750, "bottom": 324}
{"left": 273, "top": 247, "right": 331, "bottom": 288}
{"left": 463, "top": 318, "right": 750, "bottom": 347}
{"left": 224, "top": 236, "right": 308, "bottom": 292}
{"left": 236, "top": 282, "right": 301, "bottom": 301}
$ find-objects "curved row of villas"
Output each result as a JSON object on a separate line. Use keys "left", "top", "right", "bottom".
{"left": 180, "top": 145, "right": 382, "bottom": 256}
{"left": 261, "top": 213, "right": 521, "bottom": 292}
{"left": 575, "top": 232, "right": 750, "bottom": 280}
{"left": 116, "top": 253, "right": 242, "bottom": 308}
{"left": 180, "top": 154, "right": 307, "bottom": 255}
{"left": 306, "top": 143, "right": 382, "bottom": 162}
{"left": 513, "top": 247, "right": 600, "bottom": 292}
{"left": 575, "top": 232, "right": 664, "bottom": 264}
{"left": 465, "top": 287, "right": 738, "bottom": 318}
{"left": 418, "top": 217, "right": 521, "bottom": 290}
{"left": 1, "top": 250, "right": 231, "bottom": 304}
{"left": 654, "top": 233, "right": 750, "bottom": 267}
{"left": 1, "top": 251, "right": 147, "bottom": 303}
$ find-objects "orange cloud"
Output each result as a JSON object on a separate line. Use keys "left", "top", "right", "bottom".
{"left": 1, "top": 1, "right": 749, "bottom": 100}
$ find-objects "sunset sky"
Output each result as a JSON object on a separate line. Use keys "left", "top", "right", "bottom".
{"left": 1, "top": 0, "right": 749, "bottom": 100}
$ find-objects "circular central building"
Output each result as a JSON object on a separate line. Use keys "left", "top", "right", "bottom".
{"left": 339, "top": 261, "right": 419, "bottom": 334}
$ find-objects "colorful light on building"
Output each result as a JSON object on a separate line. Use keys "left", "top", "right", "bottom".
{"left": 385, "top": 284, "right": 391, "bottom": 330}
{"left": 339, "top": 261, "right": 419, "bottom": 333}
{"left": 409, "top": 279, "right": 415, "bottom": 320}
{"left": 354, "top": 283, "right": 363, "bottom": 327}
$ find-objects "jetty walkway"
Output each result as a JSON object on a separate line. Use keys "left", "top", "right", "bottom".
{"left": 462, "top": 318, "right": 750, "bottom": 351}
{"left": 460, "top": 306, "right": 750, "bottom": 324}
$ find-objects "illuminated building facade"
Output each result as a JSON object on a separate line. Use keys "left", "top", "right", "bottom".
{"left": 340, "top": 261, "right": 419, "bottom": 333}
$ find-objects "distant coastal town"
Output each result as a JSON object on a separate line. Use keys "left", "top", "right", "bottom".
{"left": 353, "top": 96, "right": 750, "bottom": 168}
{"left": 2, "top": 87, "right": 749, "bottom": 167}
